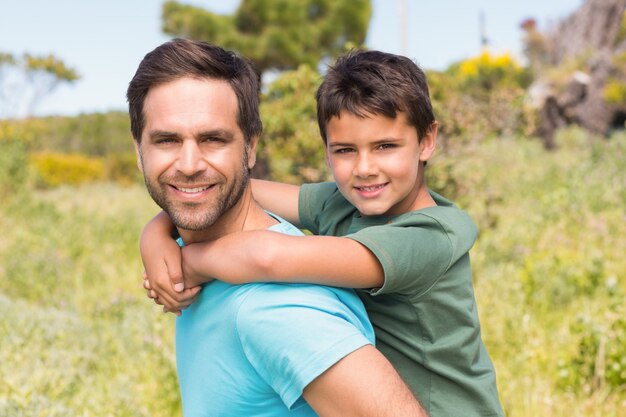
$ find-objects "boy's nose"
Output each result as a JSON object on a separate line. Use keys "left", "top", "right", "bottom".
{"left": 175, "top": 140, "right": 208, "bottom": 176}
{"left": 353, "top": 153, "right": 378, "bottom": 178}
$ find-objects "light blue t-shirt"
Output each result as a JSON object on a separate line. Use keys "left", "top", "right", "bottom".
{"left": 176, "top": 217, "right": 375, "bottom": 417}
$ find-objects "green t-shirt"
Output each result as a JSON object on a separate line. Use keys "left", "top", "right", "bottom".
{"left": 299, "top": 182, "right": 504, "bottom": 417}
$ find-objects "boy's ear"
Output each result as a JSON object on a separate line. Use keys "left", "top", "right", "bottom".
{"left": 246, "top": 136, "right": 260, "bottom": 170}
{"left": 419, "top": 122, "right": 438, "bottom": 162}
{"left": 133, "top": 141, "right": 143, "bottom": 172}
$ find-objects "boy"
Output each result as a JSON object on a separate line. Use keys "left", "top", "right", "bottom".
{"left": 141, "top": 49, "right": 504, "bottom": 416}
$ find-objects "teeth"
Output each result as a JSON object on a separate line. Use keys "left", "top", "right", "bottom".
{"left": 178, "top": 185, "right": 209, "bottom": 193}
{"left": 359, "top": 184, "right": 384, "bottom": 192}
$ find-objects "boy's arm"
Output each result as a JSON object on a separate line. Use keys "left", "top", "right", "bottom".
{"left": 140, "top": 211, "right": 201, "bottom": 314}
{"left": 251, "top": 179, "right": 301, "bottom": 227}
{"left": 181, "top": 230, "right": 384, "bottom": 289}
{"left": 303, "top": 345, "right": 428, "bottom": 417}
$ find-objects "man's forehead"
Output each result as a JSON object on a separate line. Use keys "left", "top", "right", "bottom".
{"left": 142, "top": 77, "right": 241, "bottom": 136}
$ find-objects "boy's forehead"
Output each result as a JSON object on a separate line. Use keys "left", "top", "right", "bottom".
{"left": 326, "top": 110, "right": 416, "bottom": 142}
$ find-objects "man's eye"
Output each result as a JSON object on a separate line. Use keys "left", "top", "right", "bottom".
{"left": 156, "top": 137, "right": 177, "bottom": 144}
{"left": 378, "top": 143, "right": 396, "bottom": 150}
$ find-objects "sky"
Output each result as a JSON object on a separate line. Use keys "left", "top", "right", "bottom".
{"left": 0, "top": 0, "right": 584, "bottom": 118}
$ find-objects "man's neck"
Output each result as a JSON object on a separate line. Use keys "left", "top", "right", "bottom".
{"left": 177, "top": 185, "right": 277, "bottom": 245}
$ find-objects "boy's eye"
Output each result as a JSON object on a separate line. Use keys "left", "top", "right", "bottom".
{"left": 377, "top": 143, "right": 397, "bottom": 150}
{"left": 333, "top": 147, "right": 354, "bottom": 154}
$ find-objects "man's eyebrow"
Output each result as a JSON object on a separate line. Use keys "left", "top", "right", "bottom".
{"left": 146, "top": 129, "right": 236, "bottom": 140}
{"left": 148, "top": 130, "right": 181, "bottom": 140}
{"left": 197, "top": 129, "right": 235, "bottom": 140}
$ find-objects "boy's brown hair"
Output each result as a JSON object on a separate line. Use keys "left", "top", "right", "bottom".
{"left": 316, "top": 49, "right": 435, "bottom": 144}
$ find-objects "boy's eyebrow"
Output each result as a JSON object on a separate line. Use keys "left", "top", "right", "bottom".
{"left": 328, "top": 137, "right": 403, "bottom": 147}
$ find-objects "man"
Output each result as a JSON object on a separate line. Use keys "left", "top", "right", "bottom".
{"left": 127, "top": 39, "right": 426, "bottom": 416}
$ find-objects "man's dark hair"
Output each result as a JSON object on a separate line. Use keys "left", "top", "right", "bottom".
{"left": 127, "top": 38, "right": 262, "bottom": 144}
{"left": 316, "top": 49, "right": 435, "bottom": 144}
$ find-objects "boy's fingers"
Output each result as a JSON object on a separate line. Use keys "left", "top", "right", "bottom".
{"left": 166, "top": 263, "right": 185, "bottom": 293}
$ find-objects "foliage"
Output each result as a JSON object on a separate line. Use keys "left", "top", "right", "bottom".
{"left": 0, "top": 111, "right": 133, "bottom": 156}
{"left": 453, "top": 50, "right": 531, "bottom": 91}
{"left": 428, "top": 51, "right": 532, "bottom": 145}
{"left": 1, "top": 124, "right": 625, "bottom": 416}
{"left": 0, "top": 137, "right": 29, "bottom": 199}
{"left": 105, "top": 152, "right": 142, "bottom": 185}
{"left": 31, "top": 152, "right": 105, "bottom": 188}
{"left": 0, "top": 113, "right": 140, "bottom": 188}
{"left": 161, "top": 0, "right": 371, "bottom": 73}
{"left": 427, "top": 127, "right": 626, "bottom": 416}
{"left": 0, "top": 184, "right": 180, "bottom": 416}
{"left": 0, "top": 51, "right": 79, "bottom": 118}
{"left": 558, "top": 302, "right": 626, "bottom": 394}
{"left": 259, "top": 64, "right": 329, "bottom": 182}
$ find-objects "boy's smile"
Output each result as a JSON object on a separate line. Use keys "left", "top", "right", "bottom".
{"left": 325, "top": 110, "right": 436, "bottom": 217}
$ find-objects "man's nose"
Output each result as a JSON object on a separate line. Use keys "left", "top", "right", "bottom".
{"left": 175, "top": 140, "right": 207, "bottom": 176}
{"left": 353, "top": 152, "right": 377, "bottom": 178}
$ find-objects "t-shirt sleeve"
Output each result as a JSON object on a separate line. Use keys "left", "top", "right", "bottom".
{"left": 235, "top": 284, "right": 374, "bottom": 410}
{"left": 346, "top": 216, "right": 455, "bottom": 297}
{"left": 298, "top": 182, "right": 338, "bottom": 234}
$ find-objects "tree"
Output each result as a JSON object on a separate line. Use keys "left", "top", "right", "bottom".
{"left": 0, "top": 52, "right": 79, "bottom": 119}
{"left": 161, "top": 0, "right": 372, "bottom": 73}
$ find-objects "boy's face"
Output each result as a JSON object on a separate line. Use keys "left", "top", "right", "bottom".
{"left": 134, "top": 76, "right": 256, "bottom": 232}
{"left": 325, "top": 110, "right": 434, "bottom": 217}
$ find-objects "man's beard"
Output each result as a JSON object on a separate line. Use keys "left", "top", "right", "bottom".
{"left": 142, "top": 151, "right": 250, "bottom": 232}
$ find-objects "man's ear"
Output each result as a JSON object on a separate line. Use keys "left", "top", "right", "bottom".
{"left": 419, "top": 122, "right": 438, "bottom": 163}
{"left": 246, "top": 136, "right": 259, "bottom": 170}
{"left": 133, "top": 140, "right": 143, "bottom": 172}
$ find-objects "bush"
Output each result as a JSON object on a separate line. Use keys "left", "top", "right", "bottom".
{"left": 428, "top": 51, "right": 532, "bottom": 145}
{"left": 105, "top": 152, "right": 142, "bottom": 185}
{"left": 31, "top": 152, "right": 104, "bottom": 188}
{"left": 0, "top": 137, "right": 28, "bottom": 198}
{"left": 260, "top": 65, "right": 328, "bottom": 183}
{"left": 558, "top": 298, "right": 626, "bottom": 393}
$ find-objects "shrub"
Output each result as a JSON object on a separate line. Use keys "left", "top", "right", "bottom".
{"left": 31, "top": 152, "right": 104, "bottom": 188}
{"left": 558, "top": 298, "right": 626, "bottom": 393}
{"left": 105, "top": 152, "right": 142, "bottom": 185}
{"left": 260, "top": 65, "right": 327, "bottom": 183}
{"left": 0, "top": 137, "right": 29, "bottom": 198}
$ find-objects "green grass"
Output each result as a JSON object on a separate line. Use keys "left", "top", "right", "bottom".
{"left": 1, "top": 127, "right": 625, "bottom": 416}
{"left": 0, "top": 184, "right": 181, "bottom": 417}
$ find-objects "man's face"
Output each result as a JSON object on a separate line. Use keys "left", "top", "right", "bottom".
{"left": 135, "top": 77, "right": 256, "bottom": 231}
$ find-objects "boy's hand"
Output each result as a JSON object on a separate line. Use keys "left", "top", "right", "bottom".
{"left": 143, "top": 270, "right": 201, "bottom": 316}
{"left": 140, "top": 211, "right": 201, "bottom": 315}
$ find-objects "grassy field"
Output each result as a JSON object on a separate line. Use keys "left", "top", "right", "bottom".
{"left": 1, "top": 128, "right": 625, "bottom": 416}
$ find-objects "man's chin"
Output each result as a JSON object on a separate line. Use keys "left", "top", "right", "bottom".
{"left": 167, "top": 212, "right": 216, "bottom": 232}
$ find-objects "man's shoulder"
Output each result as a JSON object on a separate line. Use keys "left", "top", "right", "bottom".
{"left": 266, "top": 213, "right": 305, "bottom": 236}
{"left": 234, "top": 282, "right": 373, "bottom": 343}
{"left": 237, "top": 283, "right": 361, "bottom": 319}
